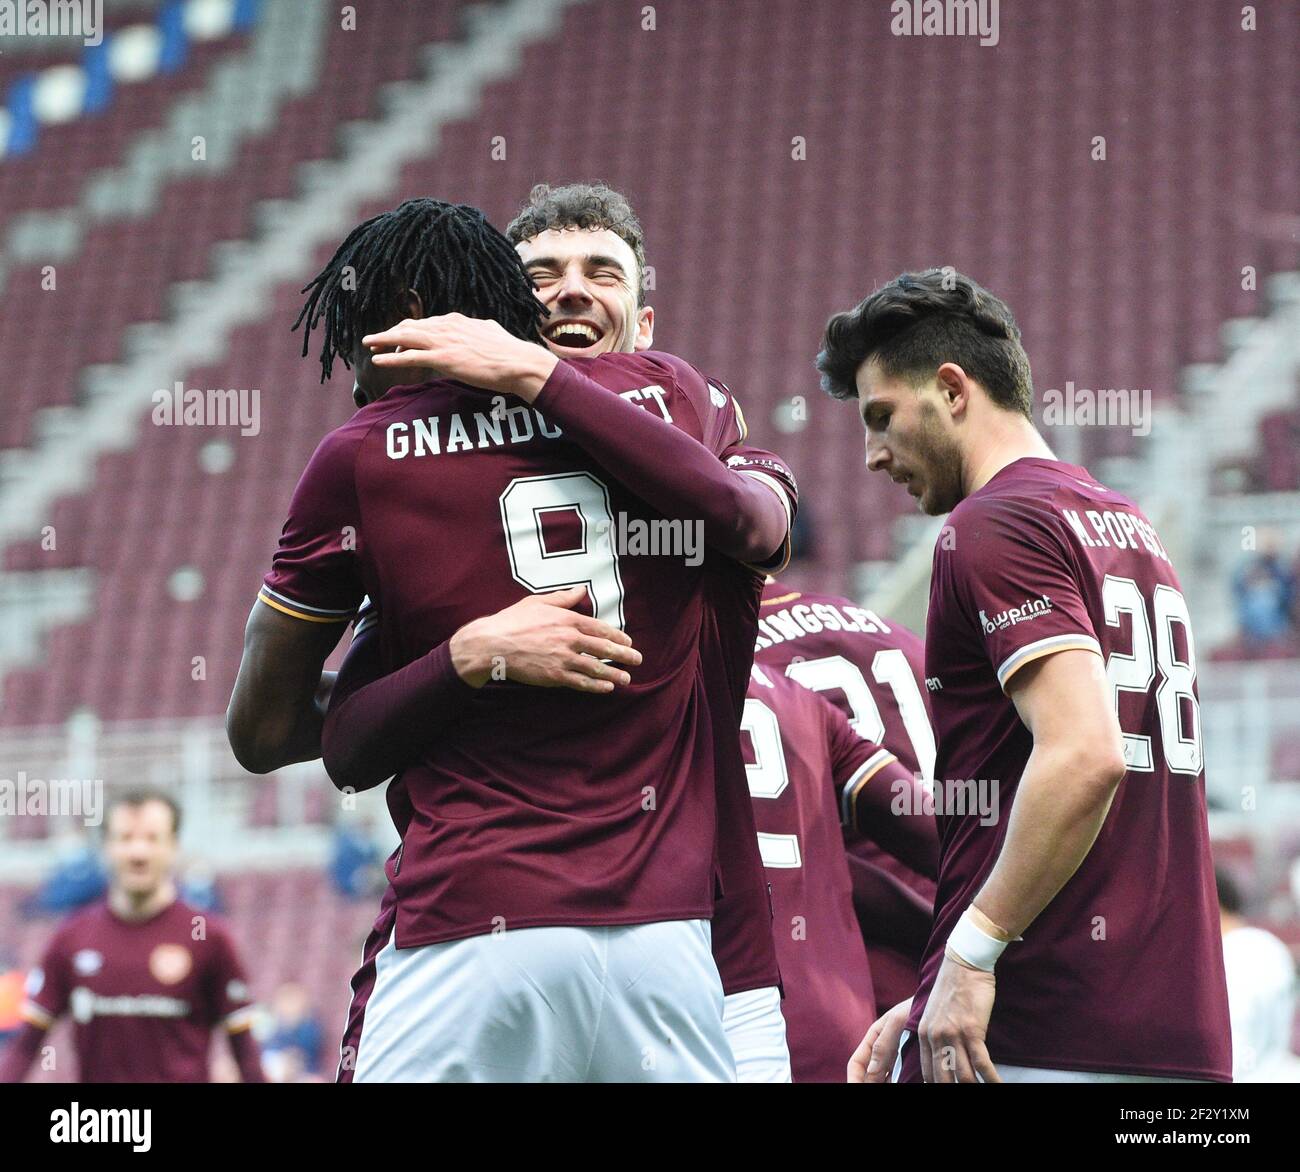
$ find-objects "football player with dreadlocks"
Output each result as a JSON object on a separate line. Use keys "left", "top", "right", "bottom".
{"left": 228, "top": 198, "right": 796, "bottom": 1081}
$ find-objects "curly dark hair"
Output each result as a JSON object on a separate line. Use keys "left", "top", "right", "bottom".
{"left": 817, "top": 269, "right": 1033, "bottom": 418}
{"left": 293, "top": 198, "right": 548, "bottom": 383}
{"left": 506, "top": 182, "right": 648, "bottom": 306}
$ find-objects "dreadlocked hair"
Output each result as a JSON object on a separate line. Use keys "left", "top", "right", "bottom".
{"left": 293, "top": 198, "right": 549, "bottom": 383}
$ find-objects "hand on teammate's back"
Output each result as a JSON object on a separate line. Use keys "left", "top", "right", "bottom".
{"left": 449, "top": 586, "right": 641, "bottom": 692}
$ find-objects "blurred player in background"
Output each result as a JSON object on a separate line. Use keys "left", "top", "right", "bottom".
{"left": 756, "top": 576, "right": 936, "bottom": 1014}
{"left": 231, "top": 198, "right": 793, "bottom": 1081}
{"left": 1216, "top": 865, "right": 1300, "bottom": 1081}
{"left": 823, "top": 269, "right": 1231, "bottom": 1083}
{"left": 740, "top": 664, "right": 935, "bottom": 1080}
{"left": 0, "top": 790, "right": 264, "bottom": 1084}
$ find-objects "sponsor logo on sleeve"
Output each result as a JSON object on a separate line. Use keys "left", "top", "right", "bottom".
{"left": 726, "top": 453, "right": 797, "bottom": 493}
{"left": 980, "top": 594, "right": 1053, "bottom": 634}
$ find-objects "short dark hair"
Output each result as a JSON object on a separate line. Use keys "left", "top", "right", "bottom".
{"left": 106, "top": 788, "right": 182, "bottom": 836}
{"left": 817, "top": 269, "right": 1033, "bottom": 418}
{"left": 293, "top": 198, "right": 548, "bottom": 383}
{"left": 506, "top": 182, "right": 648, "bottom": 306}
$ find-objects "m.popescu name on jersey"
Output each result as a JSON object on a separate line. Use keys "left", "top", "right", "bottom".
{"left": 1061, "top": 506, "right": 1170, "bottom": 563}
{"left": 755, "top": 601, "right": 891, "bottom": 650}
{"left": 980, "top": 594, "right": 1053, "bottom": 634}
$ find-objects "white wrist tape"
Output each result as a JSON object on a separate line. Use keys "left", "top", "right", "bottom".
{"left": 946, "top": 906, "right": 1010, "bottom": 972}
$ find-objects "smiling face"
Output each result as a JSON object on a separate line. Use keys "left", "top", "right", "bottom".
{"left": 858, "top": 358, "right": 966, "bottom": 516}
{"left": 516, "top": 227, "right": 653, "bottom": 357}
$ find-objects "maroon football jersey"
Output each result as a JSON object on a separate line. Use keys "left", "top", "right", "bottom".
{"left": 262, "top": 352, "right": 778, "bottom": 948}
{"left": 21, "top": 899, "right": 254, "bottom": 1083}
{"left": 756, "top": 581, "right": 934, "bottom": 784}
{"left": 756, "top": 580, "right": 937, "bottom": 1009}
{"left": 902, "top": 457, "right": 1231, "bottom": 1081}
{"left": 697, "top": 436, "right": 799, "bottom": 996}
{"left": 743, "top": 665, "right": 917, "bottom": 1082}
{"left": 701, "top": 555, "right": 782, "bottom": 994}
{"left": 338, "top": 445, "right": 800, "bottom": 999}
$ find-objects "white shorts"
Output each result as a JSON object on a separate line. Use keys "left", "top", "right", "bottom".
{"left": 892, "top": 1031, "right": 1209, "bottom": 1083}
{"left": 994, "top": 1064, "right": 1207, "bottom": 1084}
{"left": 350, "top": 919, "right": 735, "bottom": 1083}
{"left": 722, "top": 986, "right": 792, "bottom": 1082}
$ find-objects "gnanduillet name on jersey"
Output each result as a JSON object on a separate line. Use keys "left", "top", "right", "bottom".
{"left": 755, "top": 601, "right": 891, "bottom": 650}
{"left": 386, "top": 405, "right": 563, "bottom": 459}
{"left": 383, "top": 384, "right": 678, "bottom": 460}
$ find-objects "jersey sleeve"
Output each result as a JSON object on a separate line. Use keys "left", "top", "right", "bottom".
{"left": 258, "top": 426, "right": 365, "bottom": 625}
{"left": 204, "top": 921, "right": 257, "bottom": 1033}
{"left": 822, "top": 697, "right": 903, "bottom": 834}
{"left": 721, "top": 442, "right": 799, "bottom": 573}
{"left": 939, "top": 495, "right": 1102, "bottom": 691}
{"left": 20, "top": 930, "right": 72, "bottom": 1030}
{"left": 824, "top": 696, "right": 939, "bottom": 879}
{"left": 322, "top": 608, "right": 479, "bottom": 793}
{"left": 645, "top": 353, "right": 802, "bottom": 574}
{"left": 643, "top": 351, "right": 749, "bottom": 456}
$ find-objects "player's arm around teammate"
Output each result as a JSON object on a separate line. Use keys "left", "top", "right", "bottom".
{"left": 319, "top": 588, "right": 641, "bottom": 791}
{"left": 227, "top": 584, "right": 639, "bottom": 777}
{"left": 849, "top": 648, "right": 1127, "bottom": 1083}
{"left": 361, "top": 313, "right": 789, "bottom": 567}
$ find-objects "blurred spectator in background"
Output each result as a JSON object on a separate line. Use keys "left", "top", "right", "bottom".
{"left": 259, "top": 982, "right": 325, "bottom": 1082}
{"left": 179, "top": 858, "right": 224, "bottom": 914}
{"left": 20, "top": 826, "right": 107, "bottom": 918}
{"left": 788, "top": 506, "right": 816, "bottom": 564}
{"left": 329, "top": 821, "right": 383, "bottom": 900}
{"left": 0, "top": 954, "right": 24, "bottom": 1046}
{"left": 1233, "top": 530, "right": 1296, "bottom": 653}
{"left": 1217, "top": 864, "right": 1300, "bottom": 1081}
